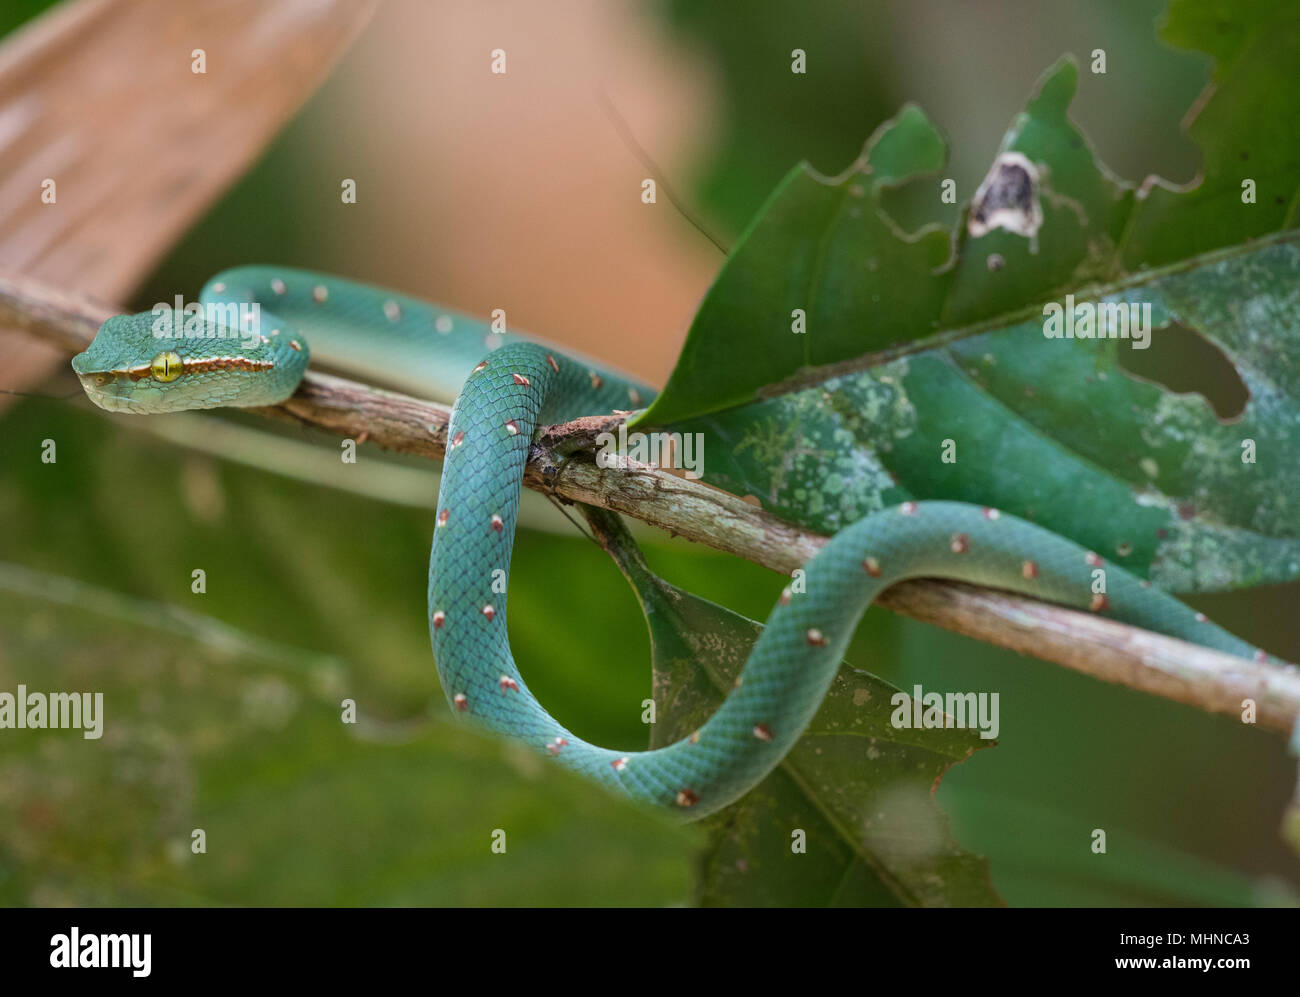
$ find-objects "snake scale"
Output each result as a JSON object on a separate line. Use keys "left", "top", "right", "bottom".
{"left": 72, "top": 267, "right": 1271, "bottom": 819}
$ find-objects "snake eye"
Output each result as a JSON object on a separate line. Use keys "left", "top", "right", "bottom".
{"left": 150, "top": 351, "right": 184, "bottom": 382}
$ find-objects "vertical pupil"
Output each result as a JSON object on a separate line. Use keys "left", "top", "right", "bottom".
{"left": 151, "top": 352, "right": 182, "bottom": 381}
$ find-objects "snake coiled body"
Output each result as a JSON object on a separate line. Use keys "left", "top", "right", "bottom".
{"left": 72, "top": 267, "right": 1270, "bottom": 820}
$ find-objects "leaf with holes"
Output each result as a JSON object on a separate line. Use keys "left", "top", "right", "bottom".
{"left": 632, "top": 0, "right": 1300, "bottom": 594}
{"left": 637, "top": 1, "right": 1300, "bottom": 429}
{"left": 664, "top": 235, "right": 1300, "bottom": 592}
{"left": 593, "top": 511, "right": 1000, "bottom": 907}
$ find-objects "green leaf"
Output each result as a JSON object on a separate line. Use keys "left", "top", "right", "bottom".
{"left": 666, "top": 235, "right": 1300, "bottom": 592}
{"left": 0, "top": 399, "right": 694, "bottom": 905}
{"left": 636, "top": 103, "right": 955, "bottom": 428}
{"left": 0, "top": 563, "right": 697, "bottom": 906}
{"left": 589, "top": 511, "right": 1001, "bottom": 907}
{"left": 638, "top": 1, "right": 1300, "bottom": 427}
{"left": 1123, "top": 0, "right": 1300, "bottom": 264}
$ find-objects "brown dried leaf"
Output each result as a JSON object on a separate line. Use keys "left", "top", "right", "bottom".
{"left": 0, "top": 0, "right": 378, "bottom": 389}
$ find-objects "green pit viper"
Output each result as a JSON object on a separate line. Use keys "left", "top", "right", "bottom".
{"left": 72, "top": 266, "right": 1274, "bottom": 819}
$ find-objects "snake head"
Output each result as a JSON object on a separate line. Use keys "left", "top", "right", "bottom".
{"left": 72, "top": 310, "right": 309, "bottom": 414}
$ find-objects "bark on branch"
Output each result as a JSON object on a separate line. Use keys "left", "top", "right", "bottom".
{"left": 4, "top": 268, "right": 1298, "bottom": 734}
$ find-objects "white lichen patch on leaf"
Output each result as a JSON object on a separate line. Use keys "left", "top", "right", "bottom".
{"left": 1151, "top": 516, "right": 1300, "bottom": 592}
{"left": 733, "top": 360, "right": 916, "bottom": 531}
{"left": 1140, "top": 390, "right": 1206, "bottom": 449}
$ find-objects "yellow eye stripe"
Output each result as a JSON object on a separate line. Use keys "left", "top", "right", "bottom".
{"left": 133, "top": 353, "right": 276, "bottom": 383}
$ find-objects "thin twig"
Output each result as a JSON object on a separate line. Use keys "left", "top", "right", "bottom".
{"left": 596, "top": 91, "right": 730, "bottom": 255}
{"left": 4, "top": 268, "right": 1298, "bottom": 734}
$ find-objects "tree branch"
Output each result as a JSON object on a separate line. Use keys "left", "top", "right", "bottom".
{"left": 5, "top": 268, "right": 1298, "bottom": 734}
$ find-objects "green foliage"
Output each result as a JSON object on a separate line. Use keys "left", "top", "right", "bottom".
{"left": 0, "top": 402, "right": 696, "bottom": 905}
{"left": 4, "top": 0, "right": 1299, "bottom": 908}
{"left": 597, "top": 512, "right": 998, "bottom": 906}
{"left": 664, "top": 237, "right": 1300, "bottom": 592}
{"left": 639, "top": 1, "right": 1300, "bottom": 427}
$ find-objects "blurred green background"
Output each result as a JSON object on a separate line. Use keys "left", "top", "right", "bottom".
{"left": 2, "top": 0, "right": 1298, "bottom": 906}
